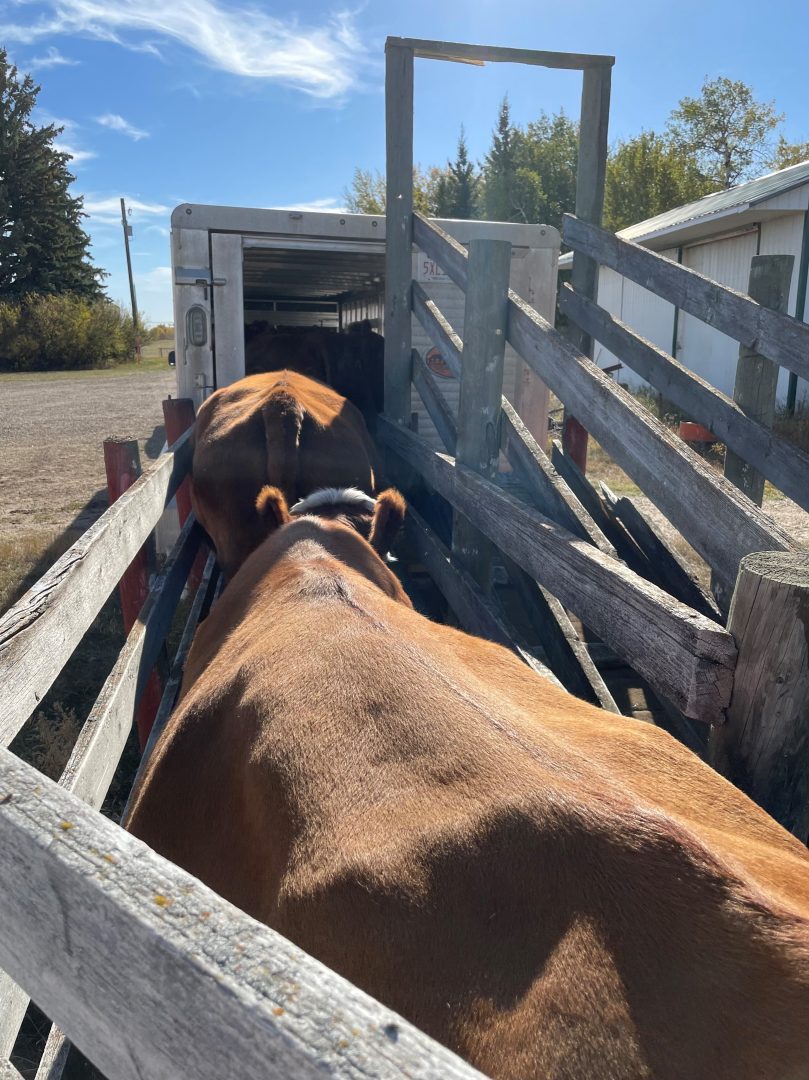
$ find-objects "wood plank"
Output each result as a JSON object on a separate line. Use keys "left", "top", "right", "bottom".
{"left": 0, "top": 749, "right": 485, "bottom": 1080}
{"left": 508, "top": 286, "right": 799, "bottom": 588}
{"left": 499, "top": 555, "right": 619, "bottom": 712}
{"left": 389, "top": 36, "right": 615, "bottom": 69}
{"left": 452, "top": 238, "right": 511, "bottom": 590}
{"left": 34, "top": 1026, "right": 70, "bottom": 1080}
{"left": 379, "top": 419, "right": 737, "bottom": 723}
{"left": 384, "top": 42, "right": 415, "bottom": 424}
{"left": 404, "top": 509, "right": 562, "bottom": 688}
{"left": 412, "top": 277, "right": 615, "bottom": 559}
{"left": 549, "top": 442, "right": 650, "bottom": 579}
{"left": 709, "top": 552, "right": 809, "bottom": 843}
{"left": 0, "top": 1061, "right": 24, "bottom": 1080}
{"left": 605, "top": 490, "right": 722, "bottom": 622}
{"left": 501, "top": 401, "right": 614, "bottom": 555}
{"left": 122, "top": 551, "right": 219, "bottom": 826}
{"left": 412, "top": 350, "right": 457, "bottom": 454}
{"left": 725, "top": 254, "right": 794, "bottom": 506}
{"left": 562, "top": 214, "right": 809, "bottom": 384}
{"left": 0, "top": 516, "right": 204, "bottom": 1060}
{"left": 411, "top": 280, "right": 463, "bottom": 376}
{"left": 59, "top": 517, "right": 204, "bottom": 809}
{"left": 559, "top": 283, "right": 809, "bottom": 513}
{"left": 0, "top": 429, "right": 193, "bottom": 747}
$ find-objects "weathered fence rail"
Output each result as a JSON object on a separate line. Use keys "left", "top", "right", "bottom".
{"left": 0, "top": 749, "right": 483, "bottom": 1080}
{"left": 413, "top": 212, "right": 799, "bottom": 590}
{"left": 558, "top": 279, "right": 809, "bottom": 513}
{"left": 0, "top": 428, "right": 193, "bottom": 745}
{"left": 562, "top": 213, "right": 809, "bottom": 385}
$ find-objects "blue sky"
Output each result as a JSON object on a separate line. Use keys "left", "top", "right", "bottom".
{"left": 2, "top": 0, "right": 807, "bottom": 324}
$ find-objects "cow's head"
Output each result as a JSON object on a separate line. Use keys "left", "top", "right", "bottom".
{"left": 255, "top": 485, "right": 406, "bottom": 559}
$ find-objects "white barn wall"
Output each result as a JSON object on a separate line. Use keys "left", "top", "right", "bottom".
{"left": 758, "top": 214, "right": 809, "bottom": 405}
{"left": 676, "top": 230, "right": 760, "bottom": 397}
{"left": 591, "top": 253, "right": 678, "bottom": 392}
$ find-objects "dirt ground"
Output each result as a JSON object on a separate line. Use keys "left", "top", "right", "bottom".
{"left": 0, "top": 368, "right": 175, "bottom": 541}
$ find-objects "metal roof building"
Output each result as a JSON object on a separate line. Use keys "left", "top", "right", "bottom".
{"left": 562, "top": 161, "right": 809, "bottom": 406}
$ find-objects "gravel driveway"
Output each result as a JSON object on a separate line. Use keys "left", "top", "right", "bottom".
{"left": 0, "top": 369, "right": 176, "bottom": 540}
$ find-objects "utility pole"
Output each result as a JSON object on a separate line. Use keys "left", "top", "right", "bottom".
{"left": 120, "top": 197, "right": 142, "bottom": 363}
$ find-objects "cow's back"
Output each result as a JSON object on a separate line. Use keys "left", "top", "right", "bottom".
{"left": 129, "top": 526, "right": 809, "bottom": 1080}
{"left": 191, "top": 372, "right": 377, "bottom": 576}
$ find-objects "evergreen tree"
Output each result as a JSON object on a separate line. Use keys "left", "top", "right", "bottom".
{"left": 482, "top": 98, "right": 518, "bottom": 221}
{"left": 432, "top": 126, "right": 479, "bottom": 218}
{"left": 0, "top": 50, "right": 102, "bottom": 298}
{"left": 604, "top": 131, "right": 712, "bottom": 231}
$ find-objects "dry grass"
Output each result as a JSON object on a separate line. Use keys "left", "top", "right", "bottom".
{"left": 0, "top": 529, "right": 78, "bottom": 614}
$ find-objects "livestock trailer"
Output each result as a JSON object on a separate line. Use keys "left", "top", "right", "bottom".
{"left": 169, "top": 204, "right": 559, "bottom": 447}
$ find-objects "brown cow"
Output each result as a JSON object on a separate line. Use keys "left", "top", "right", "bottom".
{"left": 127, "top": 490, "right": 809, "bottom": 1080}
{"left": 190, "top": 370, "right": 379, "bottom": 578}
{"left": 245, "top": 321, "right": 384, "bottom": 426}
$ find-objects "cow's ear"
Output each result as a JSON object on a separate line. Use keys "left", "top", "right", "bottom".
{"left": 255, "top": 486, "right": 291, "bottom": 532}
{"left": 368, "top": 488, "right": 406, "bottom": 557}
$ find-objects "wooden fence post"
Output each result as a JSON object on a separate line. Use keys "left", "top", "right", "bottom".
{"left": 709, "top": 551, "right": 809, "bottom": 842}
{"left": 103, "top": 438, "right": 163, "bottom": 749}
{"left": 384, "top": 41, "right": 414, "bottom": 425}
{"left": 724, "top": 254, "right": 794, "bottom": 506}
{"left": 452, "top": 238, "right": 511, "bottom": 591}
{"left": 563, "top": 61, "right": 612, "bottom": 472}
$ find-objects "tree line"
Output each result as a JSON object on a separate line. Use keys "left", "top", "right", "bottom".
{"left": 0, "top": 50, "right": 137, "bottom": 370}
{"left": 345, "top": 76, "right": 809, "bottom": 232}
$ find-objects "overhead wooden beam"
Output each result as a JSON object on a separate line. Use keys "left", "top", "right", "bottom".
{"left": 379, "top": 419, "right": 737, "bottom": 723}
{"left": 388, "top": 36, "right": 615, "bottom": 69}
{"left": 559, "top": 283, "right": 809, "bottom": 514}
{"left": 562, "top": 214, "right": 809, "bottom": 384}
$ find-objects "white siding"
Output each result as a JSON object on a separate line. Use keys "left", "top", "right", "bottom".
{"left": 676, "top": 231, "right": 760, "bottom": 397}
{"left": 758, "top": 213, "right": 808, "bottom": 404}
{"left": 592, "top": 251, "right": 678, "bottom": 391}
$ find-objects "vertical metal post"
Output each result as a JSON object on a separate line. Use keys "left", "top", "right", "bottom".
{"left": 563, "top": 62, "right": 612, "bottom": 471}
{"left": 452, "top": 238, "right": 512, "bottom": 592}
{"left": 384, "top": 42, "right": 415, "bottom": 424}
{"left": 120, "top": 197, "right": 141, "bottom": 363}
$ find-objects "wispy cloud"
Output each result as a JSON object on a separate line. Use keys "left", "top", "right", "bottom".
{"left": 1, "top": 1, "right": 369, "bottom": 99}
{"left": 95, "top": 112, "right": 149, "bottom": 140}
{"left": 82, "top": 195, "right": 169, "bottom": 225}
{"left": 55, "top": 141, "right": 96, "bottom": 164}
{"left": 28, "top": 45, "right": 79, "bottom": 67}
{"left": 272, "top": 198, "right": 347, "bottom": 212}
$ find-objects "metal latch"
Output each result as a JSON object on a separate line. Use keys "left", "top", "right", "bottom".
{"left": 174, "top": 267, "right": 227, "bottom": 287}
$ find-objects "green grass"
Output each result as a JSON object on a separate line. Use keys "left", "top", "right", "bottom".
{"left": 0, "top": 337, "right": 174, "bottom": 382}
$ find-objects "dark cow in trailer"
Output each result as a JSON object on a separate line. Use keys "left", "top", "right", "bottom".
{"left": 244, "top": 321, "right": 384, "bottom": 427}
